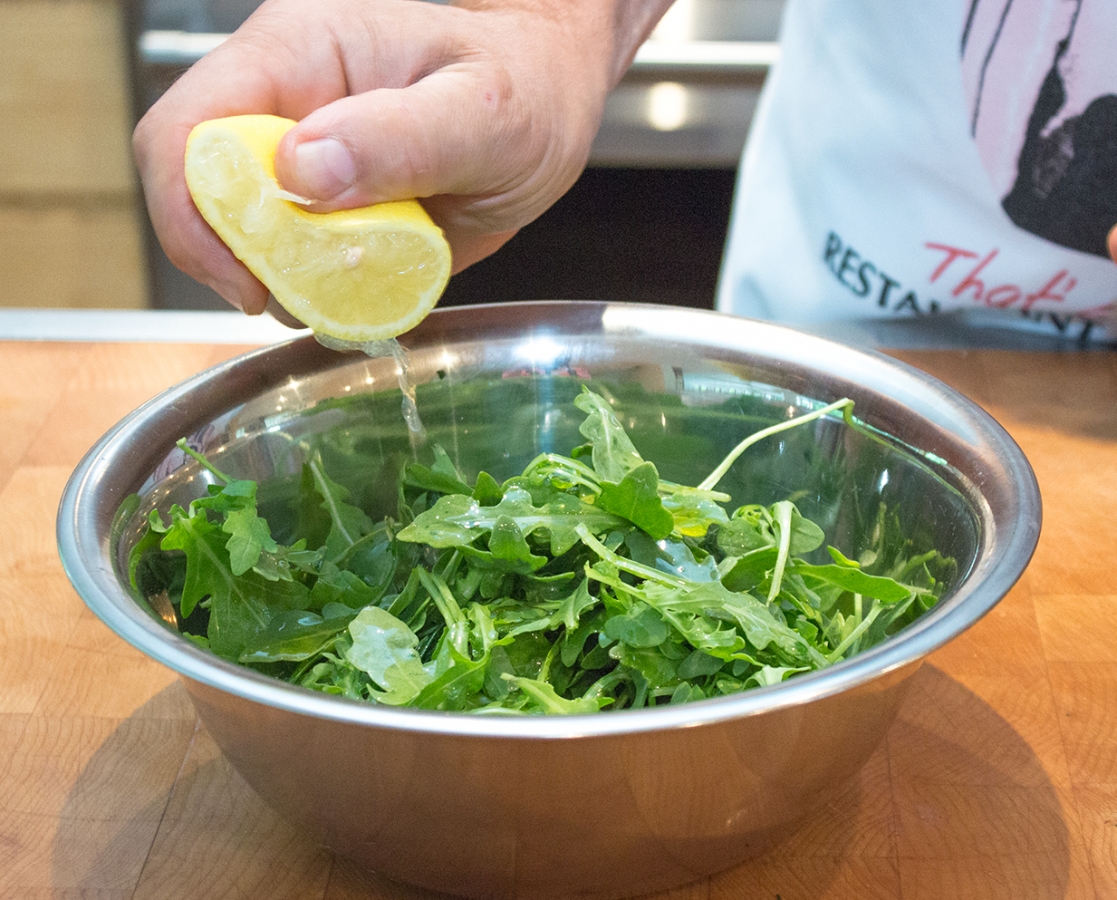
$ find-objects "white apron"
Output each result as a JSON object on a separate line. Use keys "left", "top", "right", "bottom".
{"left": 716, "top": 0, "right": 1117, "bottom": 344}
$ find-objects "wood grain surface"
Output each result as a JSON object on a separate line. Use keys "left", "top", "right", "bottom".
{"left": 1, "top": 340, "right": 1114, "bottom": 899}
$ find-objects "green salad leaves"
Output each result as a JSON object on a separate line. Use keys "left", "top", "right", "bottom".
{"left": 129, "top": 388, "right": 952, "bottom": 715}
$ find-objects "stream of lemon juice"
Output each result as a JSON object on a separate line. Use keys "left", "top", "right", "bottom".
{"left": 314, "top": 334, "right": 426, "bottom": 442}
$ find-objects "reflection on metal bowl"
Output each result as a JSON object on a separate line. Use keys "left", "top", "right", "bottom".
{"left": 57, "top": 301, "right": 1040, "bottom": 900}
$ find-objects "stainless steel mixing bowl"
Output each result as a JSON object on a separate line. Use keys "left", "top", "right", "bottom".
{"left": 57, "top": 301, "right": 1040, "bottom": 900}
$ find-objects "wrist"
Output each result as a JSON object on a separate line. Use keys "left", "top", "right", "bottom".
{"left": 451, "top": 0, "right": 675, "bottom": 89}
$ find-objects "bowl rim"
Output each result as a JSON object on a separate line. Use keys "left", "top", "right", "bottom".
{"left": 57, "top": 300, "right": 1042, "bottom": 739}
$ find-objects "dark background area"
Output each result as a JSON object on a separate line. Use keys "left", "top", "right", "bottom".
{"left": 439, "top": 167, "right": 736, "bottom": 311}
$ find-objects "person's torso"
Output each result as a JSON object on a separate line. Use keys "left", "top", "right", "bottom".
{"left": 717, "top": 0, "right": 1117, "bottom": 344}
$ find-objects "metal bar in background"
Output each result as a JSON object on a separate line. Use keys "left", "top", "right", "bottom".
{"left": 138, "top": 30, "right": 224, "bottom": 65}
{"left": 138, "top": 31, "right": 778, "bottom": 79}
{"left": 630, "top": 39, "right": 778, "bottom": 77}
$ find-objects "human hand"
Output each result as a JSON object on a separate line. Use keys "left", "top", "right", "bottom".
{"left": 133, "top": 0, "right": 674, "bottom": 314}
{"left": 1109, "top": 224, "right": 1117, "bottom": 266}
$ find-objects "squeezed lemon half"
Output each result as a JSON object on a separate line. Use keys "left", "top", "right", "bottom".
{"left": 184, "top": 115, "right": 451, "bottom": 343}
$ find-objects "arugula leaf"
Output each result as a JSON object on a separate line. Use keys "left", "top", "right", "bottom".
{"left": 554, "top": 578, "right": 598, "bottom": 632}
{"left": 404, "top": 444, "right": 473, "bottom": 496}
{"left": 574, "top": 388, "right": 646, "bottom": 483}
{"left": 503, "top": 675, "right": 610, "bottom": 715}
{"left": 307, "top": 454, "right": 374, "bottom": 560}
{"left": 309, "top": 562, "right": 382, "bottom": 610}
{"left": 239, "top": 609, "right": 353, "bottom": 663}
{"left": 603, "top": 603, "right": 670, "bottom": 649}
{"left": 484, "top": 515, "right": 549, "bottom": 573}
{"left": 790, "top": 560, "right": 913, "bottom": 604}
{"left": 155, "top": 506, "right": 235, "bottom": 620}
{"left": 660, "top": 485, "right": 730, "bottom": 538}
{"left": 640, "top": 580, "right": 826, "bottom": 667}
{"left": 412, "top": 644, "right": 489, "bottom": 711}
{"left": 744, "top": 665, "right": 810, "bottom": 688}
{"left": 595, "top": 461, "right": 674, "bottom": 539}
{"left": 718, "top": 547, "right": 780, "bottom": 593}
{"left": 397, "top": 486, "right": 624, "bottom": 558}
{"left": 472, "top": 471, "right": 505, "bottom": 506}
{"left": 719, "top": 502, "right": 825, "bottom": 558}
{"left": 345, "top": 606, "right": 432, "bottom": 705}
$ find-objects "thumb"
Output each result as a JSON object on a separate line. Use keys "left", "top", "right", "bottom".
{"left": 273, "top": 81, "right": 463, "bottom": 207}
{"left": 273, "top": 68, "right": 538, "bottom": 212}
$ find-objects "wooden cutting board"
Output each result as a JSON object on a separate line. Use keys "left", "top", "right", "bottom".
{"left": 0, "top": 340, "right": 1114, "bottom": 899}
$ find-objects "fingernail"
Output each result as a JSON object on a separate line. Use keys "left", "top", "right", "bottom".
{"left": 294, "top": 138, "right": 356, "bottom": 200}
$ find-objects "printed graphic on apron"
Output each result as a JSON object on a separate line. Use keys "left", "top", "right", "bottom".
{"left": 961, "top": 0, "right": 1117, "bottom": 258}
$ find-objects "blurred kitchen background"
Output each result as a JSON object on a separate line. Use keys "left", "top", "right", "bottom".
{"left": 0, "top": 0, "right": 783, "bottom": 313}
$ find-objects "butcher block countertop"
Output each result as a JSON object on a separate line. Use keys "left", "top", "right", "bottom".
{"left": 1, "top": 337, "right": 1115, "bottom": 900}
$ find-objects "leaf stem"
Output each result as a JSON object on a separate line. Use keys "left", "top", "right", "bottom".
{"left": 176, "top": 437, "right": 232, "bottom": 484}
{"left": 575, "top": 524, "right": 686, "bottom": 589}
{"left": 416, "top": 567, "right": 464, "bottom": 627}
{"left": 826, "top": 601, "right": 883, "bottom": 663}
{"left": 657, "top": 481, "right": 732, "bottom": 503}
{"left": 767, "top": 501, "right": 794, "bottom": 603}
{"left": 697, "top": 399, "right": 855, "bottom": 492}
{"left": 309, "top": 457, "right": 356, "bottom": 550}
{"left": 538, "top": 639, "right": 560, "bottom": 683}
